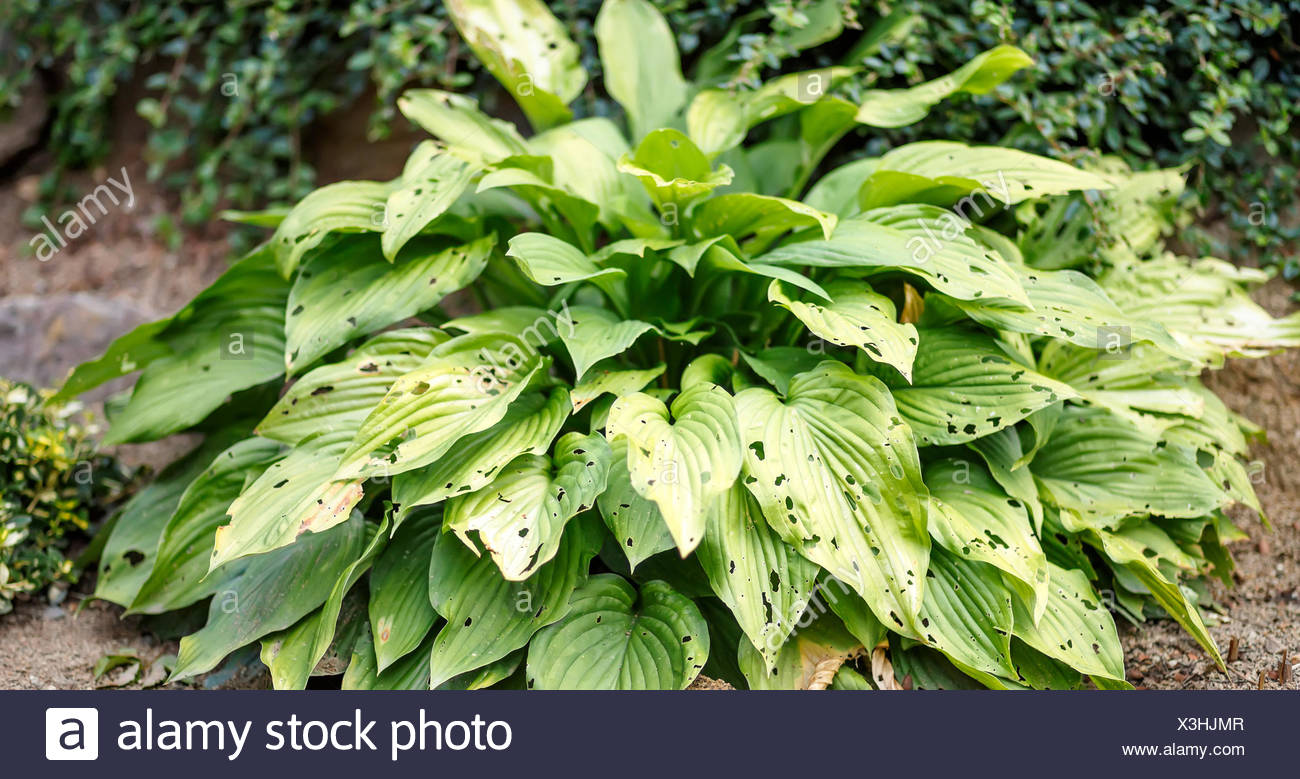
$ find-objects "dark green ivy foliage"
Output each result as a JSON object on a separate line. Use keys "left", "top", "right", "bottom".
{"left": 824, "top": 1, "right": 1300, "bottom": 279}
{"left": 0, "top": 0, "right": 753, "bottom": 225}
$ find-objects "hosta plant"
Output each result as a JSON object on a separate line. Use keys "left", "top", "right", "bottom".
{"left": 68, "top": 0, "right": 1300, "bottom": 690}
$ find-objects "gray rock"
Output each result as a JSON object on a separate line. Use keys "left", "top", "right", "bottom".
{"left": 0, "top": 293, "right": 153, "bottom": 394}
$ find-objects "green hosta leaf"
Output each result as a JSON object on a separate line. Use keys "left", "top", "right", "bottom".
{"left": 769, "top": 279, "right": 918, "bottom": 380}
{"left": 381, "top": 144, "right": 477, "bottom": 260}
{"left": 1010, "top": 563, "right": 1124, "bottom": 683}
{"left": 528, "top": 120, "right": 658, "bottom": 233}
{"left": 597, "top": 437, "right": 676, "bottom": 570}
{"left": 526, "top": 575, "right": 708, "bottom": 689}
{"left": 171, "top": 514, "right": 366, "bottom": 681}
{"left": 1029, "top": 406, "right": 1225, "bottom": 528}
{"left": 1064, "top": 516, "right": 1224, "bottom": 668}
{"left": 686, "top": 68, "right": 855, "bottom": 157}
{"left": 369, "top": 507, "right": 441, "bottom": 671}
{"left": 735, "top": 361, "right": 930, "bottom": 634}
{"left": 445, "top": 0, "right": 586, "bottom": 130}
{"left": 966, "top": 427, "right": 1044, "bottom": 532}
{"left": 595, "top": 0, "right": 687, "bottom": 140}
{"left": 886, "top": 328, "right": 1078, "bottom": 446}
{"left": 343, "top": 628, "right": 435, "bottom": 690}
{"left": 948, "top": 265, "right": 1188, "bottom": 360}
{"left": 444, "top": 306, "right": 552, "bottom": 338}
{"left": 617, "top": 129, "right": 734, "bottom": 211}
{"left": 697, "top": 482, "right": 820, "bottom": 667}
{"left": 272, "top": 181, "right": 390, "bottom": 277}
{"left": 127, "top": 438, "right": 282, "bottom": 615}
{"left": 924, "top": 457, "right": 1048, "bottom": 622}
{"left": 392, "top": 389, "right": 569, "bottom": 521}
{"left": 856, "top": 45, "right": 1033, "bottom": 127}
{"left": 860, "top": 141, "right": 1112, "bottom": 209}
{"left": 286, "top": 235, "right": 491, "bottom": 373}
{"left": 427, "top": 519, "right": 600, "bottom": 688}
{"left": 759, "top": 208, "right": 1029, "bottom": 306}
{"left": 398, "top": 90, "right": 529, "bottom": 165}
{"left": 260, "top": 514, "right": 389, "bottom": 690}
{"left": 820, "top": 576, "right": 888, "bottom": 650}
{"left": 737, "top": 607, "right": 862, "bottom": 690}
{"left": 259, "top": 328, "right": 447, "bottom": 446}
{"left": 1100, "top": 256, "right": 1300, "bottom": 365}
{"left": 444, "top": 432, "right": 611, "bottom": 580}
{"left": 104, "top": 249, "right": 291, "bottom": 445}
{"left": 506, "top": 232, "right": 625, "bottom": 286}
{"left": 606, "top": 383, "right": 743, "bottom": 555}
{"left": 210, "top": 431, "right": 363, "bottom": 570}
{"left": 691, "top": 194, "right": 837, "bottom": 245}
{"left": 570, "top": 364, "right": 664, "bottom": 412}
{"left": 917, "top": 547, "right": 1016, "bottom": 679}
{"left": 336, "top": 333, "right": 546, "bottom": 480}
{"left": 96, "top": 435, "right": 238, "bottom": 607}
{"left": 555, "top": 306, "right": 657, "bottom": 381}
{"left": 739, "top": 347, "right": 826, "bottom": 396}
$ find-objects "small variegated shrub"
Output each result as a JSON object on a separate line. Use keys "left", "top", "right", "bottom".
{"left": 70, "top": 0, "right": 1300, "bottom": 689}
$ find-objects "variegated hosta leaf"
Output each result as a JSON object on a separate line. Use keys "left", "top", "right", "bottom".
{"left": 886, "top": 328, "right": 1078, "bottom": 446}
{"left": 172, "top": 514, "right": 367, "bottom": 681}
{"left": 392, "top": 389, "right": 570, "bottom": 522}
{"left": 965, "top": 427, "right": 1044, "bottom": 532}
{"left": 399, "top": 89, "right": 529, "bottom": 165}
{"left": 735, "top": 361, "right": 930, "bottom": 634}
{"left": 272, "top": 181, "right": 391, "bottom": 278}
{"left": 924, "top": 457, "right": 1048, "bottom": 621}
{"left": 445, "top": 0, "right": 587, "bottom": 130}
{"left": 570, "top": 364, "right": 664, "bottom": 412}
{"left": 605, "top": 383, "right": 743, "bottom": 555}
{"left": 444, "top": 432, "right": 611, "bottom": 581}
{"left": 1029, "top": 406, "right": 1226, "bottom": 528}
{"left": 336, "top": 333, "right": 546, "bottom": 480}
{"left": 949, "top": 265, "right": 1189, "bottom": 361}
{"left": 1063, "top": 514, "right": 1224, "bottom": 668}
{"left": 856, "top": 45, "right": 1033, "bottom": 127}
{"left": 594, "top": 0, "right": 687, "bottom": 140}
{"left": 369, "top": 506, "right": 441, "bottom": 671}
{"left": 1100, "top": 255, "right": 1300, "bottom": 365}
{"left": 916, "top": 547, "right": 1017, "bottom": 680}
{"left": 505, "top": 232, "right": 625, "bottom": 286}
{"left": 259, "top": 328, "right": 447, "bottom": 445}
{"left": 617, "top": 128, "right": 734, "bottom": 211}
{"left": 697, "top": 482, "right": 820, "bottom": 667}
{"left": 285, "top": 234, "right": 491, "bottom": 373}
{"left": 261, "top": 514, "right": 389, "bottom": 689}
{"left": 103, "top": 247, "right": 291, "bottom": 445}
{"left": 691, "top": 194, "right": 837, "bottom": 246}
{"left": 1160, "top": 383, "right": 1263, "bottom": 516}
{"left": 555, "top": 305, "right": 658, "bottom": 381}
{"left": 1010, "top": 563, "right": 1125, "bottom": 683}
{"left": 526, "top": 575, "right": 709, "bottom": 689}
{"left": 769, "top": 279, "right": 919, "bottom": 380}
{"left": 211, "top": 431, "right": 364, "bottom": 570}
{"left": 859, "top": 141, "right": 1112, "bottom": 210}
{"left": 427, "top": 520, "right": 600, "bottom": 688}
{"left": 759, "top": 207, "right": 1030, "bottom": 306}
{"left": 381, "top": 143, "right": 477, "bottom": 260}
{"left": 1036, "top": 340, "right": 1204, "bottom": 437}
{"left": 126, "top": 437, "right": 282, "bottom": 614}
{"left": 597, "top": 437, "right": 676, "bottom": 569}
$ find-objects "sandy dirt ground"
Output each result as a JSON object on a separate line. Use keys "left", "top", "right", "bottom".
{"left": 0, "top": 132, "right": 1296, "bottom": 691}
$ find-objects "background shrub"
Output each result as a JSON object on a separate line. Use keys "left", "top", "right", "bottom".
{"left": 0, "top": 380, "right": 131, "bottom": 614}
{"left": 5, "top": 1, "right": 1293, "bottom": 279}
